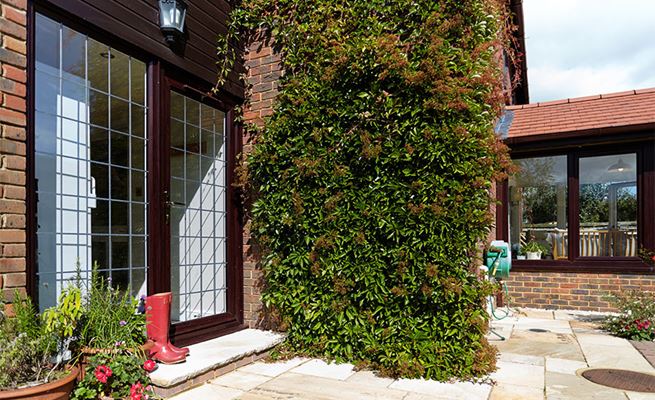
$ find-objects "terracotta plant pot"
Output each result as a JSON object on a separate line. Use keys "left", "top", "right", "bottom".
{"left": 0, "top": 365, "right": 79, "bottom": 400}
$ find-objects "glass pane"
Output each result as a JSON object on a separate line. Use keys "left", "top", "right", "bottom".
{"left": 62, "top": 26, "right": 85, "bottom": 80}
{"left": 36, "top": 14, "right": 60, "bottom": 71}
{"left": 88, "top": 39, "right": 109, "bottom": 92}
{"left": 34, "top": 14, "right": 149, "bottom": 310}
{"left": 509, "top": 156, "right": 568, "bottom": 260}
{"left": 89, "top": 90, "right": 109, "bottom": 127}
{"left": 110, "top": 49, "right": 130, "bottom": 99}
{"left": 170, "top": 90, "right": 228, "bottom": 322}
{"left": 110, "top": 97, "right": 130, "bottom": 133}
{"left": 579, "top": 153, "right": 637, "bottom": 257}
{"left": 130, "top": 59, "right": 146, "bottom": 105}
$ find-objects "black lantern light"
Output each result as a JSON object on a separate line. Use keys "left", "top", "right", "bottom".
{"left": 158, "top": 0, "right": 187, "bottom": 47}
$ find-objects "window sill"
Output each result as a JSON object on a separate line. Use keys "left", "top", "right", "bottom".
{"left": 510, "top": 258, "right": 653, "bottom": 274}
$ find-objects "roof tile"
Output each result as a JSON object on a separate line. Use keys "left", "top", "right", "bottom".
{"left": 502, "top": 87, "right": 655, "bottom": 138}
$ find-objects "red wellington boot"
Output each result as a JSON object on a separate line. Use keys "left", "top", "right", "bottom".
{"left": 162, "top": 292, "right": 190, "bottom": 357}
{"left": 145, "top": 292, "right": 187, "bottom": 364}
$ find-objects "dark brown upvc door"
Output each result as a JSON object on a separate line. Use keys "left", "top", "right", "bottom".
{"left": 154, "top": 74, "right": 243, "bottom": 346}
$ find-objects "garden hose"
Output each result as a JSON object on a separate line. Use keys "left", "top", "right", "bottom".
{"left": 490, "top": 280, "right": 511, "bottom": 320}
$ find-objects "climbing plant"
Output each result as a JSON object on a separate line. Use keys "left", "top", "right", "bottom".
{"left": 218, "top": 0, "right": 517, "bottom": 380}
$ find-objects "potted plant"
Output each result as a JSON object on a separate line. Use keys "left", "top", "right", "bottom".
{"left": 522, "top": 241, "right": 547, "bottom": 260}
{"left": 0, "top": 288, "right": 82, "bottom": 400}
{"left": 72, "top": 352, "right": 158, "bottom": 400}
{"left": 76, "top": 264, "right": 153, "bottom": 378}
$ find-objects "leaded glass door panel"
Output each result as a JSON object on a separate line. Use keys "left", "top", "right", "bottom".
{"left": 167, "top": 90, "right": 228, "bottom": 323}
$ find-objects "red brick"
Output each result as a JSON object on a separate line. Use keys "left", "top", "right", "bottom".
{"left": 2, "top": 244, "right": 25, "bottom": 257}
{"left": 0, "top": 170, "right": 25, "bottom": 185}
{"left": 1, "top": 287, "right": 26, "bottom": 302}
{"left": 0, "top": 16, "right": 25, "bottom": 40}
{"left": 2, "top": 0, "right": 27, "bottom": 10}
{"left": 2, "top": 214, "right": 25, "bottom": 228}
{"left": 0, "top": 199, "right": 25, "bottom": 214}
{"left": 2, "top": 155, "right": 25, "bottom": 170}
{"left": 2, "top": 4, "right": 26, "bottom": 25}
{"left": 0, "top": 77, "right": 25, "bottom": 97}
{"left": 0, "top": 47, "right": 26, "bottom": 68}
{"left": 0, "top": 107, "right": 25, "bottom": 126}
{"left": 0, "top": 139, "right": 26, "bottom": 155}
{"left": 1, "top": 64, "right": 25, "bottom": 83}
{"left": 3, "top": 185, "right": 25, "bottom": 200}
{"left": 0, "top": 229, "right": 25, "bottom": 243}
{"left": 3, "top": 93, "right": 25, "bottom": 112}
{"left": 3, "top": 272, "right": 25, "bottom": 287}
{"left": 2, "top": 125, "right": 25, "bottom": 141}
{"left": 3, "top": 35, "right": 25, "bottom": 55}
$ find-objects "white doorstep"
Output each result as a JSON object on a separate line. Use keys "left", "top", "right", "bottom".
{"left": 150, "top": 329, "right": 285, "bottom": 388}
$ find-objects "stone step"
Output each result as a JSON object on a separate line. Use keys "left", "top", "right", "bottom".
{"left": 150, "top": 329, "right": 285, "bottom": 398}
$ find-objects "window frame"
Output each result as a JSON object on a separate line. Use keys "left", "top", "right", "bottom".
{"left": 498, "top": 136, "right": 655, "bottom": 274}
{"left": 27, "top": 3, "right": 245, "bottom": 344}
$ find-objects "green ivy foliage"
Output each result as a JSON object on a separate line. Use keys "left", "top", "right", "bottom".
{"left": 222, "top": 0, "right": 515, "bottom": 380}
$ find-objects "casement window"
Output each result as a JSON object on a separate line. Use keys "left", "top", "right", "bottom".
{"left": 502, "top": 143, "right": 653, "bottom": 272}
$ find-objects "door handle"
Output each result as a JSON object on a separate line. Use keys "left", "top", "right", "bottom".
{"left": 164, "top": 190, "right": 185, "bottom": 224}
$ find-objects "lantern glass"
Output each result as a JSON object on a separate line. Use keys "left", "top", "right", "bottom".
{"left": 159, "top": 0, "right": 187, "bottom": 34}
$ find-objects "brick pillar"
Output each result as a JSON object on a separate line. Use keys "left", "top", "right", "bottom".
{"left": 241, "top": 38, "right": 281, "bottom": 328}
{"left": 0, "top": 0, "right": 27, "bottom": 302}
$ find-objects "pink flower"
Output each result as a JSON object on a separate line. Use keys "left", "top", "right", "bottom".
{"left": 131, "top": 382, "right": 144, "bottom": 400}
{"left": 143, "top": 359, "right": 157, "bottom": 372}
{"left": 94, "top": 365, "right": 112, "bottom": 384}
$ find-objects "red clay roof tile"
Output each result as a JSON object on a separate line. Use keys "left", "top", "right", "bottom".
{"left": 501, "top": 88, "right": 655, "bottom": 138}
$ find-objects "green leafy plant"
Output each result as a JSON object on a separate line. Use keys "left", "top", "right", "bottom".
{"left": 78, "top": 262, "right": 147, "bottom": 350}
{"left": 521, "top": 241, "right": 548, "bottom": 254}
{"left": 603, "top": 290, "right": 655, "bottom": 341}
{"left": 0, "top": 291, "right": 69, "bottom": 390}
{"left": 218, "top": 0, "right": 516, "bottom": 380}
{"left": 72, "top": 351, "right": 157, "bottom": 400}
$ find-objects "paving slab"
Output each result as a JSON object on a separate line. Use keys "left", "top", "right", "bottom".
{"left": 625, "top": 392, "right": 655, "bottom": 400}
{"left": 521, "top": 308, "right": 556, "bottom": 320}
{"left": 554, "top": 310, "right": 609, "bottom": 322}
{"left": 545, "top": 357, "right": 588, "bottom": 375}
{"left": 238, "top": 358, "right": 308, "bottom": 377}
{"left": 345, "top": 371, "right": 395, "bottom": 388}
{"left": 512, "top": 318, "right": 574, "bottom": 334}
{"left": 489, "top": 383, "right": 545, "bottom": 400}
{"left": 490, "top": 360, "right": 544, "bottom": 388}
{"left": 210, "top": 371, "right": 274, "bottom": 391}
{"left": 169, "top": 384, "right": 244, "bottom": 400}
{"left": 577, "top": 334, "right": 654, "bottom": 373}
{"left": 545, "top": 371, "right": 627, "bottom": 400}
{"left": 389, "top": 378, "right": 492, "bottom": 399}
{"left": 255, "top": 372, "right": 408, "bottom": 400}
{"left": 289, "top": 359, "right": 356, "bottom": 380}
{"left": 488, "top": 323, "right": 514, "bottom": 341}
{"left": 495, "top": 330, "right": 586, "bottom": 362}
{"left": 500, "top": 351, "right": 545, "bottom": 366}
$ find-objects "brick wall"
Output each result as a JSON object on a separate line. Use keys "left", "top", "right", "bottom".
{"left": 504, "top": 271, "right": 655, "bottom": 312}
{"left": 0, "top": 0, "right": 27, "bottom": 302}
{"left": 241, "top": 38, "right": 281, "bottom": 328}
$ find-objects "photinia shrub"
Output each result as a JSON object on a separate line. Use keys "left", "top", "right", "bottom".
{"left": 220, "top": 0, "right": 516, "bottom": 380}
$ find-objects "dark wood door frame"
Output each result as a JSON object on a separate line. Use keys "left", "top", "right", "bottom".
{"left": 152, "top": 68, "right": 245, "bottom": 346}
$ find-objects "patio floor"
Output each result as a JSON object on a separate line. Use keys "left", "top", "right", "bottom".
{"left": 169, "top": 309, "right": 655, "bottom": 399}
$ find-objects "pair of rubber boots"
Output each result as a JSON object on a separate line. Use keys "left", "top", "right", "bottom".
{"left": 145, "top": 292, "right": 190, "bottom": 364}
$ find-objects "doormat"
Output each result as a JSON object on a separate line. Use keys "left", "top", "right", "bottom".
{"left": 581, "top": 369, "right": 655, "bottom": 392}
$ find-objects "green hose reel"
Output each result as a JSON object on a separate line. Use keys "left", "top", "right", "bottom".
{"left": 485, "top": 240, "right": 511, "bottom": 279}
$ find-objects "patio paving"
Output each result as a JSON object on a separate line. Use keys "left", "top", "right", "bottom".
{"left": 169, "top": 309, "right": 655, "bottom": 399}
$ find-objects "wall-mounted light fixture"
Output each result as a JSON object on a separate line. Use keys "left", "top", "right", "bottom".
{"left": 158, "top": 0, "right": 187, "bottom": 48}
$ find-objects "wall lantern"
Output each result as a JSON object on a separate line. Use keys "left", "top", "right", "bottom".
{"left": 159, "top": 0, "right": 187, "bottom": 47}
